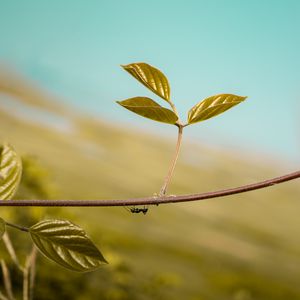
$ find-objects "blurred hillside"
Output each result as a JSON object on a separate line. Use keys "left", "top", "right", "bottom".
{"left": 1, "top": 68, "right": 300, "bottom": 300}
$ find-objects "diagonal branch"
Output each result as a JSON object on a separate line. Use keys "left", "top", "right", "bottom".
{"left": 0, "top": 291, "right": 8, "bottom": 300}
{"left": 0, "top": 170, "right": 299, "bottom": 207}
{"left": 0, "top": 260, "right": 15, "bottom": 300}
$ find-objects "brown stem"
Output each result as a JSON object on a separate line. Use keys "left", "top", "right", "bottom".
{"left": 0, "top": 170, "right": 298, "bottom": 207}
{"left": 5, "top": 222, "right": 29, "bottom": 233}
{"left": 159, "top": 125, "right": 183, "bottom": 196}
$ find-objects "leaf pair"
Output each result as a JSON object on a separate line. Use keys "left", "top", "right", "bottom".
{"left": 117, "top": 62, "right": 247, "bottom": 126}
{"left": 118, "top": 63, "right": 178, "bottom": 125}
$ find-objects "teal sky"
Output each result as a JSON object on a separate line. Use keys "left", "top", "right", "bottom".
{"left": 0, "top": 0, "right": 299, "bottom": 164}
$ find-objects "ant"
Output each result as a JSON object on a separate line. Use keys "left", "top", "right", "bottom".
{"left": 124, "top": 206, "right": 148, "bottom": 215}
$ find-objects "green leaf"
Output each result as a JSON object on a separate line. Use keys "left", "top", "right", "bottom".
{"left": 29, "top": 219, "right": 107, "bottom": 272}
{"left": 122, "top": 62, "right": 171, "bottom": 102}
{"left": 0, "top": 143, "right": 22, "bottom": 200}
{"left": 117, "top": 97, "right": 178, "bottom": 125}
{"left": 0, "top": 218, "right": 5, "bottom": 239}
{"left": 188, "top": 94, "right": 247, "bottom": 124}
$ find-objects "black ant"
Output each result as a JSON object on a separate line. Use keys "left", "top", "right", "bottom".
{"left": 124, "top": 206, "right": 148, "bottom": 215}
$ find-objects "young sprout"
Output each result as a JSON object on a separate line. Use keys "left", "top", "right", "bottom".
{"left": 117, "top": 62, "right": 247, "bottom": 197}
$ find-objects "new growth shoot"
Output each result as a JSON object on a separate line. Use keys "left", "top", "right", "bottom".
{"left": 117, "top": 62, "right": 247, "bottom": 196}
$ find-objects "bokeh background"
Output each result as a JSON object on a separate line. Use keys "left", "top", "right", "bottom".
{"left": 0, "top": 1, "right": 300, "bottom": 299}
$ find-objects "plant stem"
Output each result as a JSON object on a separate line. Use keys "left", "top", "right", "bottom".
{"left": 5, "top": 222, "right": 29, "bottom": 233}
{"left": 23, "top": 247, "right": 37, "bottom": 300}
{"left": 28, "top": 247, "right": 37, "bottom": 300}
{"left": 0, "top": 260, "right": 15, "bottom": 300}
{"left": 0, "top": 291, "right": 8, "bottom": 300}
{"left": 2, "top": 233, "right": 22, "bottom": 271}
{"left": 23, "top": 262, "right": 29, "bottom": 300}
{"left": 159, "top": 125, "right": 183, "bottom": 196}
{"left": 169, "top": 101, "right": 179, "bottom": 117}
{"left": 0, "top": 170, "right": 298, "bottom": 207}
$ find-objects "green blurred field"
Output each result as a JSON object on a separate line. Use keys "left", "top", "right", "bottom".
{"left": 1, "top": 71, "right": 300, "bottom": 300}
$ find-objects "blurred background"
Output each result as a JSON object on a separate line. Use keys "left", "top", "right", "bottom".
{"left": 0, "top": 1, "right": 300, "bottom": 299}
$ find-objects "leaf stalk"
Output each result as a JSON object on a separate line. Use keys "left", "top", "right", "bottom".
{"left": 5, "top": 222, "right": 29, "bottom": 233}
{"left": 169, "top": 101, "right": 179, "bottom": 117}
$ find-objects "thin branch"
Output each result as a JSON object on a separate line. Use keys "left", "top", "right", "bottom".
{"left": 5, "top": 222, "right": 29, "bottom": 233}
{"left": 21, "top": 247, "right": 37, "bottom": 300}
{"left": 23, "top": 261, "right": 29, "bottom": 300}
{"left": 0, "top": 170, "right": 298, "bottom": 207}
{"left": 29, "top": 247, "right": 37, "bottom": 300}
{"left": 2, "top": 233, "right": 22, "bottom": 271}
{"left": 0, "top": 260, "right": 15, "bottom": 300}
{"left": 0, "top": 291, "right": 8, "bottom": 300}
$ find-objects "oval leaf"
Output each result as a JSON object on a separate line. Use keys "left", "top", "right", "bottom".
{"left": 188, "top": 94, "right": 247, "bottom": 124}
{"left": 29, "top": 219, "right": 107, "bottom": 272}
{"left": 0, "top": 218, "right": 5, "bottom": 240}
{"left": 122, "top": 62, "right": 171, "bottom": 102}
{"left": 117, "top": 97, "right": 178, "bottom": 125}
{"left": 0, "top": 143, "right": 22, "bottom": 200}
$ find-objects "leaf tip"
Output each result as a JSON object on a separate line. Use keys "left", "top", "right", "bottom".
{"left": 102, "top": 257, "right": 109, "bottom": 264}
{"left": 116, "top": 99, "right": 125, "bottom": 105}
{"left": 121, "top": 63, "right": 133, "bottom": 70}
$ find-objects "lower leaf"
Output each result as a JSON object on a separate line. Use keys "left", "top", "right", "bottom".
{"left": 117, "top": 97, "right": 178, "bottom": 124}
{"left": 29, "top": 219, "right": 107, "bottom": 272}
